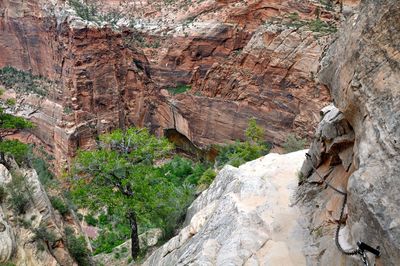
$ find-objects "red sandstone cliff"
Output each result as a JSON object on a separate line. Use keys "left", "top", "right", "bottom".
{"left": 0, "top": 0, "right": 339, "bottom": 167}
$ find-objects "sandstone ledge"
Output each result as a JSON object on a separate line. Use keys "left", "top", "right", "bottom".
{"left": 144, "top": 150, "right": 308, "bottom": 266}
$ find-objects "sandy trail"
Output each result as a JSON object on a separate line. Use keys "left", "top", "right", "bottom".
{"left": 239, "top": 150, "right": 308, "bottom": 265}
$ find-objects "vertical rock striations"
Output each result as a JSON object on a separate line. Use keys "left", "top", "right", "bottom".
{"left": 300, "top": 0, "right": 400, "bottom": 264}
{"left": 0, "top": 0, "right": 337, "bottom": 165}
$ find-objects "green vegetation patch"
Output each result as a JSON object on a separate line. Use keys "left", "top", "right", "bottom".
{"left": 65, "top": 227, "right": 91, "bottom": 266}
{"left": 282, "top": 133, "right": 307, "bottom": 153}
{"left": 266, "top": 12, "right": 337, "bottom": 35}
{"left": 167, "top": 85, "right": 191, "bottom": 95}
{"left": 69, "top": 127, "right": 201, "bottom": 258}
{"left": 0, "top": 66, "right": 50, "bottom": 96}
{"left": 216, "top": 118, "right": 270, "bottom": 167}
{"left": 0, "top": 140, "right": 29, "bottom": 165}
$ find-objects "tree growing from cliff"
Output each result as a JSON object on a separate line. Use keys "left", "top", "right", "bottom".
{"left": 0, "top": 104, "right": 33, "bottom": 166}
{"left": 70, "top": 127, "right": 194, "bottom": 259}
{"left": 216, "top": 118, "right": 269, "bottom": 167}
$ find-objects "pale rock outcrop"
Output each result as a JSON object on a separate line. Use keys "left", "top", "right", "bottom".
{"left": 144, "top": 150, "right": 308, "bottom": 266}
{"left": 299, "top": 0, "right": 400, "bottom": 264}
{"left": 0, "top": 164, "right": 75, "bottom": 265}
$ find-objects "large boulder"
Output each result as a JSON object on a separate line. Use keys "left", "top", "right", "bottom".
{"left": 144, "top": 150, "right": 308, "bottom": 266}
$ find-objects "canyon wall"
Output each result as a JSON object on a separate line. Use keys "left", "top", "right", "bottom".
{"left": 0, "top": 0, "right": 335, "bottom": 166}
{"left": 299, "top": 0, "right": 400, "bottom": 264}
{"left": 0, "top": 163, "right": 79, "bottom": 265}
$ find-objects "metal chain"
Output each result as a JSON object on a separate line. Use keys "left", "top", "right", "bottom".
{"left": 335, "top": 194, "right": 359, "bottom": 255}
{"left": 305, "top": 154, "right": 359, "bottom": 256}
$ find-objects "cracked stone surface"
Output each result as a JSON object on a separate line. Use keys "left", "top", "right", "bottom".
{"left": 143, "top": 150, "right": 308, "bottom": 266}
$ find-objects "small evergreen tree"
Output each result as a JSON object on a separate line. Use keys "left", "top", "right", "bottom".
{"left": 245, "top": 117, "right": 264, "bottom": 144}
{"left": 70, "top": 127, "right": 182, "bottom": 259}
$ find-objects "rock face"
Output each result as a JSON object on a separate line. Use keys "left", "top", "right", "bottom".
{"left": 0, "top": 0, "right": 336, "bottom": 167}
{"left": 0, "top": 164, "right": 76, "bottom": 265}
{"left": 0, "top": 0, "right": 155, "bottom": 169}
{"left": 299, "top": 0, "right": 400, "bottom": 264}
{"left": 144, "top": 150, "right": 308, "bottom": 266}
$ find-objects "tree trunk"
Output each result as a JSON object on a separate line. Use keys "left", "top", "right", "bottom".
{"left": 128, "top": 210, "right": 140, "bottom": 259}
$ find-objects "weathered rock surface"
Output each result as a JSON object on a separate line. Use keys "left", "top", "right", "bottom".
{"left": 299, "top": 0, "right": 400, "bottom": 264}
{"left": 144, "top": 150, "right": 308, "bottom": 266}
{"left": 0, "top": 164, "right": 76, "bottom": 265}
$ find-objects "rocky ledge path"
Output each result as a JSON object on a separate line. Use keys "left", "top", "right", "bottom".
{"left": 143, "top": 150, "right": 308, "bottom": 265}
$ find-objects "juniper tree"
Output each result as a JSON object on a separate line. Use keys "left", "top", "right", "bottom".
{"left": 70, "top": 127, "right": 181, "bottom": 259}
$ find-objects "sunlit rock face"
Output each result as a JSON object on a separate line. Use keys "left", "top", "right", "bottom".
{"left": 144, "top": 150, "right": 308, "bottom": 266}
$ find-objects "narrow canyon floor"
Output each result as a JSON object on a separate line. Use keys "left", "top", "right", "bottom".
{"left": 144, "top": 150, "right": 308, "bottom": 265}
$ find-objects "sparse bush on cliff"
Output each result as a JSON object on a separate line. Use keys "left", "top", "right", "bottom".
{"left": 68, "top": 0, "right": 123, "bottom": 28}
{"left": 7, "top": 172, "right": 31, "bottom": 215}
{"left": 167, "top": 84, "right": 191, "bottom": 95}
{"left": 65, "top": 227, "right": 91, "bottom": 266}
{"left": 5, "top": 98, "right": 16, "bottom": 106}
{"left": 30, "top": 155, "right": 56, "bottom": 188}
{"left": 50, "top": 196, "right": 70, "bottom": 217}
{"left": 265, "top": 12, "right": 337, "bottom": 36}
{"left": 68, "top": 0, "right": 98, "bottom": 22}
{"left": 216, "top": 118, "right": 270, "bottom": 167}
{"left": 282, "top": 134, "right": 307, "bottom": 153}
{"left": 0, "top": 66, "right": 49, "bottom": 96}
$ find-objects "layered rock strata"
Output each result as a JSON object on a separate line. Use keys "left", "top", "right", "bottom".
{"left": 0, "top": 0, "right": 336, "bottom": 166}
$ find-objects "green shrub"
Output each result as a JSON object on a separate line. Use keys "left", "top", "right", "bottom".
{"left": 159, "top": 156, "right": 207, "bottom": 186}
{"left": 65, "top": 227, "right": 91, "bottom": 266}
{"left": 50, "top": 196, "right": 69, "bottom": 217}
{"left": 84, "top": 214, "right": 98, "bottom": 226}
{"left": 5, "top": 98, "right": 16, "bottom": 106}
{"left": 9, "top": 192, "right": 30, "bottom": 214}
{"left": 167, "top": 85, "right": 191, "bottom": 95}
{"left": 282, "top": 134, "right": 307, "bottom": 153}
{"left": 7, "top": 173, "right": 31, "bottom": 215}
{"left": 0, "top": 66, "right": 48, "bottom": 96}
{"left": 216, "top": 118, "right": 270, "bottom": 167}
{"left": 245, "top": 118, "right": 264, "bottom": 144}
{"left": 0, "top": 262, "right": 16, "bottom": 266}
{"left": 33, "top": 226, "right": 57, "bottom": 244}
{"left": 0, "top": 108, "right": 33, "bottom": 130}
{"left": 0, "top": 186, "right": 6, "bottom": 203}
{"left": 216, "top": 141, "right": 269, "bottom": 167}
{"left": 93, "top": 222, "right": 130, "bottom": 254}
{"left": 198, "top": 168, "right": 216, "bottom": 188}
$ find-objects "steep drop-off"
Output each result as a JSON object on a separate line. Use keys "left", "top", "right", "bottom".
{"left": 0, "top": 0, "right": 337, "bottom": 167}
{"left": 144, "top": 150, "right": 308, "bottom": 265}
